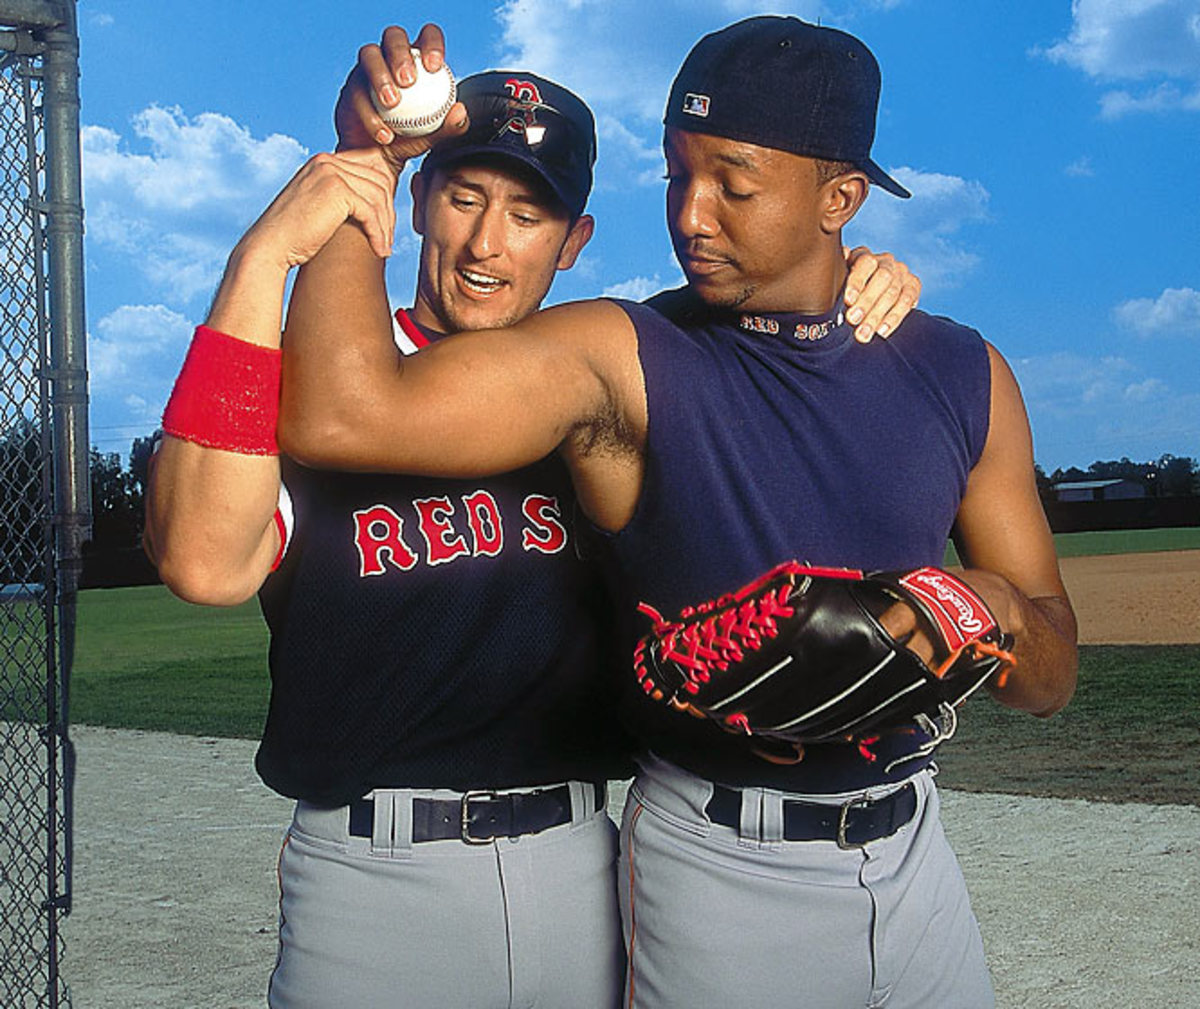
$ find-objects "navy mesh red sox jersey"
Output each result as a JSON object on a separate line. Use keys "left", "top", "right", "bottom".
{"left": 256, "top": 310, "right": 633, "bottom": 806}
{"left": 604, "top": 292, "right": 992, "bottom": 792}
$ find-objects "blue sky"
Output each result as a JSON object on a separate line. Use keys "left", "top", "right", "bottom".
{"left": 78, "top": 0, "right": 1200, "bottom": 472}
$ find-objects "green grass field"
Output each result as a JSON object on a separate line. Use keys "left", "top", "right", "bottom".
{"left": 68, "top": 584, "right": 270, "bottom": 738}
{"left": 943, "top": 524, "right": 1200, "bottom": 565}
{"left": 32, "top": 526, "right": 1200, "bottom": 804}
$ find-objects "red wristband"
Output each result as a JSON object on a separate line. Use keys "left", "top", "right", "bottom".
{"left": 162, "top": 325, "right": 281, "bottom": 455}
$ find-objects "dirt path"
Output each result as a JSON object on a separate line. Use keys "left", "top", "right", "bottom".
{"left": 61, "top": 726, "right": 1198, "bottom": 1009}
{"left": 1059, "top": 549, "right": 1200, "bottom": 644}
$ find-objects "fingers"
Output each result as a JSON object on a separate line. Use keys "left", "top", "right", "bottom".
{"left": 376, "top": 25, "right": 444, "bottom": 103}
{"left": 843, "top": 248, "right": 921, "bottom": 343}
{"left": 852, "top": 264, "right": 904, "bottom": 343}
{"left": 321, "top": 152, "right": 398, "bottom": 258}
{"left": 351, "top": 29, "right": 415, "bottom": 148}
{"left": 878, "top": 601, "right": 937, "bottom": 666}
{"left": 379, "top": 25, "right": 417, "bottom": 87}
{"left": 335, "top": 61, "right": 392, "bottom": 150}
{"left": 336, "top": 24, "right": 461, "bottom": 168}
{"left": 841, "top": 245, "right": 871, "bottom": 307}
{"left": 298, "top": 152, "right": 397, "bottom": 260}
{"left": 412, "top": 23, "right": 446, "bottom": 71}
{"left": 874, "top": 276, "right": 920, "bottom": 344}
{"left": 259, "top": 152, "right": 397, "bottom": 264}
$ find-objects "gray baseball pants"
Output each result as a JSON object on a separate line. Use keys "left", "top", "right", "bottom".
{"left": 619, "top": 753, "right": 993, "bottom": 1008}
{"left": 268, "top": 782, "right": 622, "bottom": 1008}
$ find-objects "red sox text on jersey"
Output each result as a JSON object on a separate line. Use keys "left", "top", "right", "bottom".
{"left": 353, "top": 491, "right": 568, "bottom": 576}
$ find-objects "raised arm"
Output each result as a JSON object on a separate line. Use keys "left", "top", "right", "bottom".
{"left": 145, "top": 151, "right": 398, "bottom": 605}
{"left": 951, "top": 345, "right": 1078, "bottom": 716}
{"left": 279, "top": 28, "right": 645, "bottom": 525}
{"left": 278, "top": 217, "right": 634, "bottom": 477}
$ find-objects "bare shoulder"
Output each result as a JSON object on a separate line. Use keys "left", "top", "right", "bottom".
{"left": 956, "top": 339, "right": 1065, "bottom": 598}
{"left": 982, "top": 341, "right": 1034, "bottom": 448}
{"left": 518, "top": 297, "right": 639, "bottom": 355}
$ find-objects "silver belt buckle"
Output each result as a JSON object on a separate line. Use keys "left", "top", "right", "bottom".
{"left": 460, "top": 790, "right": 499, "bottom": 844}
{"left": 836, "top": 794, "right": 871, "bottom": 850}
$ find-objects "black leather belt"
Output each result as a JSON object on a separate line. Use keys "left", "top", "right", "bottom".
{"left": 349, "top": 782, "right": 605, "bottom": 844}
{"left": 705, "top": 782, "right": 917, "bottom": 850}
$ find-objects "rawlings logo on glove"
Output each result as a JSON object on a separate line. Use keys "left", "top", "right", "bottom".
{"left": 633, "top": 561, "right": 1015, "bottom": 763}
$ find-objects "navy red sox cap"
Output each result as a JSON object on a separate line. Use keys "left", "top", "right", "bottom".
{"left": 664, "top": 16, "right": 911, "bottom": 199}
{"left": 422, "top": 70, "right": 597, "bottom": 217}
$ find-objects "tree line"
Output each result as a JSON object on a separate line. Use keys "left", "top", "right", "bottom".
{"left": 1035, "top": 454, "right": 1199, "bottom": 500}
{"left": 1, "top": 419, "right": 1197, "bottom": 585}
{"left": 1, "top": 419, "right": 156, "bottom": 585}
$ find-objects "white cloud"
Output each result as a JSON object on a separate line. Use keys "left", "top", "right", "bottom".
{"left": 602, "top": 275, "right": 665, "bottom": 301}
{"left": 1112, "top": 286, "right": 1200, "bottom": 336}
{"left": 1064, "top": 156, "right": 1095, "bottom": 177}
{"left": 90, "top": 304, "right": 191, "bottom": 385}
{"left": 1038, "top": 0, "right": 1200, "bottom": 116}
{"left": 81, "top": 4, "right": 114, "bottom": 28}
{"left": 1099, "top": 82, "right": 1200, "bottom": 118}
{"left": 494, "top": 0, "right": 678, "bottom": 123}
{"left": 1011, "top": 351, "right": 1199, "bottom": 469}
{"left": 82, "top": 107, "right": 308, "bottom": 306}
{"left": 845, "top": 167, "right": 990, "bottom": 293}
{"left": 1123, "top": 377, "right": 1169, "bottom": 401}
{"left": 594, "top": 114, "right": 663, "bottom": 190}
{"left": 88, "top": 304, "right": 196, "bottom": 446}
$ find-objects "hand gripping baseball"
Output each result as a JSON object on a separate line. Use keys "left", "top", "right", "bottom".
{"left": 336, "top": 24, "right": 468, "bottom": 168}
{"left": 633, "top": 561, "right": 1016, "bottom": 762}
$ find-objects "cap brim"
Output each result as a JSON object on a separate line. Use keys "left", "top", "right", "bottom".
{"left": 862, "top": 159, "right": 911, "bottom": 199}
{"left": 422, "top": 143, "right": 579, "bottom": 215}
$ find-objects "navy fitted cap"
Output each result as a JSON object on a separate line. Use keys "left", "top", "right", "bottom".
{"left": 665, "top": 16, "right": 910, "bottom": 198}
{"left": 422, "top": 70, "right": 596, "bottom": 217}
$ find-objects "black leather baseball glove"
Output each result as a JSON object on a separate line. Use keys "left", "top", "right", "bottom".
{"left": 633, "top": 561, "right": 1015, "bottom": 761}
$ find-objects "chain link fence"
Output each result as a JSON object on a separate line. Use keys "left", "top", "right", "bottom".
{"left": 1, "top": 2, "right": 87, "bottom": 1006}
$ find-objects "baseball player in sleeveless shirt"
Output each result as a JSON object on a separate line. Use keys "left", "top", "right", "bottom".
{"left": 277, "top": 17, "right": 1079, "bottom": 1008}
{"left": 147, "top": 24, "right": 931, "bottom": 1009}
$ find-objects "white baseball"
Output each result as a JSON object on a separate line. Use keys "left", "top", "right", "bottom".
{"left": 371, "top": 48, "right": 457, "bottom": 137}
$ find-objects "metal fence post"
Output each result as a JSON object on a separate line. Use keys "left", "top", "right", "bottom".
{"left": 0, "top": 1, "right": 85, "bottom": 1005}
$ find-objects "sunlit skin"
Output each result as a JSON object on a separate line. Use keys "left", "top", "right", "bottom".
{"left": 410, "top": 159, "right": 594, "bottom": 333}
{"left": 665, "top": 126, "right": 863, "bottom": 315}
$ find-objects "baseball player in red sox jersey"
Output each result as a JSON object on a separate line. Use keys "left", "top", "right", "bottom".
{"left": 146, "top": 25, "right": 920, "bottom": 1009}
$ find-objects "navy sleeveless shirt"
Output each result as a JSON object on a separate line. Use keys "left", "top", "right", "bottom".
{"left": 601, "top": 292, "right": 992, "bottom": 792}
{"left": 256, "top": 311, "right": 633, "bottom": 806}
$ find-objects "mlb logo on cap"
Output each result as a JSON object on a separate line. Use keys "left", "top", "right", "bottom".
{"left": 682, "top": 93, "right": 710, "bottom": 117}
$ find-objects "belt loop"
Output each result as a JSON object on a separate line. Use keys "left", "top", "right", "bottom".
{"left": 369, "top": 790, "right": 415, "bottom": 859}
{"left": 391, "top": 789, "right": 414, "bottom": 857}
{"left": 736, "top": 787, "right": 783, "bottom": 850}
{"left": 760, "top": 790, "right": 784, "bottom": 847}
{"left": 737, "top": 788, "right": 763, "bottom": 849}
{"left": 567, "top": 781, "right": 590, "bottom": 829}
{"left": 370, "top": 790, "right": 393, "bottom": 856}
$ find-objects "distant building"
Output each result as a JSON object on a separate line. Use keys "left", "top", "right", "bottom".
{"left": 1051, "top": 479, "right": 1146, "bottom": 502}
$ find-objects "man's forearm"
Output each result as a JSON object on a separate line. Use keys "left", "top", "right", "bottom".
{"left": 986, "top": 585, "right": 1078, "bottom": 717}
{"left": 146, "top": 242, "right": 292, "bottom": 605}
{"left": 278, "top": 218, "right": 398, "bottom": 467}
{"left": 149, "top": 150, "right": 402, "bottom": 603}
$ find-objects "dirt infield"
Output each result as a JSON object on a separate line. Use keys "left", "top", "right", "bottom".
{"left": 1058, "top": 549, "right": 1200, "bottom": 644}
{"left": 60, "top": 727, "right": 1198, "bottom": 1009}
